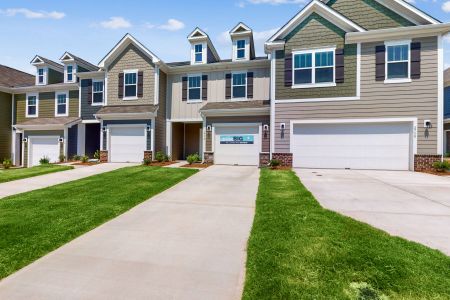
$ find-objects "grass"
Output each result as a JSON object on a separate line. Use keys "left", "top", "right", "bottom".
{"left": 243, "top": 169, "right": 450, "bottom": 300}
{"left": 0, "top": 164, "right": 73, "bottom": 183}
{"left": 0, "top": 166, "right": 197, "bottom": 279}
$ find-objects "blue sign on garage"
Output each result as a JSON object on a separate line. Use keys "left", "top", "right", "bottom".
{"left": 220, "top": 135, "right": 254, "bottom": 144}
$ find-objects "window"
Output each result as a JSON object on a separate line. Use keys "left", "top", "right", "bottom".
{"left": 26, "top": 94, "right": 38, "bottom": 117}
{"left": 236, "top": 40, "right": 246, "bottom": 59}
{"left": 293, "top": 48, "right": 335, "bottom": 87}
{"left": 188, "top": 75, "right": 202, "bottom": 102}
{"left": 232, "top": 73, "right": 247, "bottom": 99}
{"left": 124, "top": 71, "right": 137, "bottom": 98}
{"left": 386, "top": 43, "right": 410, "bottom": 80}
{"left": 92, "top": 80, "right": 104, "bottom": 104}
{"left": 55, "top": 92, "right": 68, "bottom": 116}
{"left": 37, "top": 68, "right": 45, "bottom": 84}
{"left": 66, "top": 65, "right": 74, "bottom": 82}
{"left": 194, "top": 44, "right": 203, "bottom": 63}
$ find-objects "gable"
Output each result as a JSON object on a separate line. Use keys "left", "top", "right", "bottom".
{"left": 192, "top": 31, "right": 205, "bottom": 38}
{"left": 327, "top": 0, "right": 415, "bottom": 30}
{"left": 110, "top": 44, "right": 154, "bottom": 71}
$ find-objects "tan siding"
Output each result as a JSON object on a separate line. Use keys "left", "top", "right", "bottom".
{"left": 167, "top": 67, "right": 270, "bottom": 120}
{"left": 107, "top": 44, "right": 155, "bottom": 106}
{"left": 155, "top": 70, "right": 167, "bottom": 153}
{"left": 0, "top": 92, "right": 12, "bottom": 159}
{"left": 275, "top": 37, "right": 439, "bottom": 155}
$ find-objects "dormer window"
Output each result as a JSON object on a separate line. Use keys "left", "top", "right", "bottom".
{"left": 194, "top": 44, "right": 203, "bottom": 63}
{"left": 66, "top": 65, "right": 74, "bottom": 82}
{"left": 37, "top": 68, "right": 45, "bottom": 85}
{"left": 236, "top": 40, "right": 246, "bottom": 59}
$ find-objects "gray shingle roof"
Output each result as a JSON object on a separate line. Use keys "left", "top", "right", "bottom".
{"left": 0, "top": 65, "right": 35, "bottom": 88}
{"left": 96, "top": 105, "right": 158, "bottom": 115}
{"left": 200, "top": 100, "right": 270, "bottom": 111}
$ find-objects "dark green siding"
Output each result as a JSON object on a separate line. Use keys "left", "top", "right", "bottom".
{"left": 48, "top": 68, "right": 64, "bottom": 84}
{"left": 0, "top": 91, "right": 12, "bottom": 160}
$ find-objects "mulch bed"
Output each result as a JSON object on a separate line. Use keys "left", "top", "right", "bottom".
{"left": 72, "top": 162, "right": 100, "bottom": 166}
{"left": 419, "top": 170, "right": 450, "bottom": 176}
{"left": 181, "top": 163, "right": 211, "bottom": 169}
{"left": 146, "top": 161, "right": 178, "bottom": 167}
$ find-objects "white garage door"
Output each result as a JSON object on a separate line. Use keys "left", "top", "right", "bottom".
{"left": 214, "top": 125, "right": 260, "bottom": 166}
{"left": 29, "top": 136, "right": 60, "bottom": 167}
{"left": 110, "top": 126, "right": 146, "bottom": 163}
{"left": 292, "top": 122, "right": 412, "bottom": 170}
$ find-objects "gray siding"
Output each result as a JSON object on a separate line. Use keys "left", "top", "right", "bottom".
{"left": 155, "top": 70, "right": 167, "bottom": 153}
{"left": 275, "top": 36, "right": 439, "bottom": 155}
{"left": 0, "top": 91, "right": 12, "bottom": 160}
{"left": 81, "top": 79, "right": 102, "bottom": 120}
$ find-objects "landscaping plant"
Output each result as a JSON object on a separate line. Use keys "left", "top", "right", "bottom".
{"left": 186, "top": 153, "right": 200, "bottom": 165}
{"left": 80, "top": 156, "right": 89, "bottom": 163}
{"left": 93, "top": 150, "right": 100, "bottom": 160}
{"left": 39, "top": 156, "right": 50, "bottom": 165}
{"left": 72, "top": 154, "right": 81, "bottom": 161}
{"left": 155, "top": 151, "right": 170, "bottom": 163}
{"left": 59, "top": 155, "right": 66, "bottom": 163}
{"left": 143, "top": 158, "right": 152, "bottom": 166}
{"left": 269, "top": 159, "right": 280, "bottom": 169}
{"left": 432, "top": 160, "right": 450, "bottom": 172}
{"left": 2, "top": 159, "right": 12, "bottom": 169}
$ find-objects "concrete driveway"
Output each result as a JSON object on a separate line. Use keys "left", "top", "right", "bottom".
{"left": 295, "top": 169, "right": 450, "bottom": 255}
{"left": 0, "top": 165, "right": 259, "bottom": 300}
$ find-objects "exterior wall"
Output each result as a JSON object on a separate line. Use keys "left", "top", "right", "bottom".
{"left": 327, "top": 0, "right": 414, "bottom": 30}
{"left": 48, "top": 68, "right": 64, "bottom": 84}
{"left": 81, "top": 79, "right": 103, "bottom": 120}
{"left": 155, "top": 70, "right": 167, "bottom": 153}
{"left": 445, "top": 86, "right": 450, "bottom": 120}
{"left": 205, "top": 115, "right": 270, "bottom": 153}
{"left": 274, "top": 36, "right": 439, "bottom": 155}
{"left": 107, "top": 44, "right": 155, "bottom": 106}
{"left": 0, "top": 91, "right": 12, "bottom": 160}
{"left": 15, "top": 90, "right": 79, "bottom": 124}
{"left": 275, "top": 13, "right": 357, "bottom": 100}
{"left": 167, "top": 67, "right": 270, "bottom": 120}
{"left": 23, "top": 130, "right": 64, "bottom": 167}
{"left": 67, "top": 124, "right": 78, "bottom": 159}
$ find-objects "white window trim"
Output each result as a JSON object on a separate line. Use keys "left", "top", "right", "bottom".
{"left": 92, "top": 79, "right": 105, "bottom": 106}
{"left": 191, "top": 42, "right": 207, "bottom": 64}
{"left": 292, "top": 47, "right": 336, "bottom": 89}
{"left": 384, "top": 40, "right": 412, "bottom": 84}
{"left": 231, "top": 71, "right": 248, "bottom": 101}
{"left": 233, "top": 38, "right": 250, "bottom": 61}
{"left": 187, "top": 74, "right": 203, "bottom": 104}
{"left": 36, "top": 67, "right": 47, "bottom": 85}
{"left": 55, "top": 91, "right": 69, "bottom": 117}
{"left": 26, "top": 92, "right": 39, "bottom": 118}
{"left": 123, "top": 69, "right": 139, "bottom": 100}
{"left": 65, "top": 64, "right": 76, "bottom": 83}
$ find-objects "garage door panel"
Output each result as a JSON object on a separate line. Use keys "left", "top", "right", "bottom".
{"left": 292, "top": 123, "right": 411, "bottom": 170}
{"left": 30, "top": 137, "right": 60, "bottom": 167}
{"left": 110, "top": 126, "right": 146, "bottom": 163}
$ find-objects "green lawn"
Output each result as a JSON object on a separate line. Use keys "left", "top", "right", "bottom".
{"left": 0, "top": 166, "right": 197, "bottom": 279}
{"left": 0, "top": 164, "right": 73, "bottom": 183}
{"left": 243, "top": 169, "right": 450, "bottom": 299}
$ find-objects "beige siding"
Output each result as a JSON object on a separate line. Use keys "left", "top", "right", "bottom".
{"left": 275, "top": 36, "right": 439, "bottom": 155}
{"left": 15, "top": 91, "right": 79, "bottom": 124}
{"left": 155, "top": 70, "right": 167, "bottom": 153}
{"left": 0, "top": 91, "right": 12, "bottom": 159}
{"left": 107, "top": 44, "right": 155, "bottom": 106}
{"left": 167, "top": 67, "right": 270, "bottom": 120}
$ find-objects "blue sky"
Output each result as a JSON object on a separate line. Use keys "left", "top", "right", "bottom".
{"left": 0, "top": 0, "right": 450, "bottom": 74}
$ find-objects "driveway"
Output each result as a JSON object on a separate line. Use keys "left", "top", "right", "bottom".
{"left": 296, "top": 169, "right": 450, "bottom": 255}
{"left": 0, "top": 163, "right": 136, "bottom": 199}
{"left": 0, "top": 165, "right": 259, "bottom": 300}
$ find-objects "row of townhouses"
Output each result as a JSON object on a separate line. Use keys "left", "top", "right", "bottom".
{"left": 0, "top": 0, "right": 449, "bottom": 171}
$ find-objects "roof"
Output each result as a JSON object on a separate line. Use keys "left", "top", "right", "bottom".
{"left": 166, "top": 56, "right": 268, "bottom": 68}
{"left": 60, "top": 52, "right": 98, "bottom": 71}
{"left": 30, "top": 55, "right": 64, "bottom": 72}
{"left": 200, "top": 100, "right": 270, "bottom": 111}
{"left": 96, "top": 105, "right": 158, "bottom": 115}
{"left": 15, "top": 117, "right": 80, "bottom": 127}
{"left": 0, "top": 65, "right": 35, "bottom": 88}
{"left": 187, "top": 27, "right": 221, "bottom": 62}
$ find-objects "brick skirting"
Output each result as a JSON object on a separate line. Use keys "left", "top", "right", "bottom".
{"left": 259, "top": 153, "right": 270, "bottom": 167}
{"left": 272, "top": 153, "right": 293, "bottom": 167}
{"left": 100, "top": 150, "right": 108, "bottom": 163}
{"left": 144, "top": 151, "right": 152, "bottom": 162}
{"left": 204, "top": 152, "right": 214, "bottom": 164}
{"left": 414, "top": 154, "right": 442, "bottom": 172}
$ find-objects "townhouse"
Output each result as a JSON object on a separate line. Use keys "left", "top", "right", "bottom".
{"left": 445, "top": 68, "right": 450, "bottom": 154}
{"left": 0, "top": 0, "right": 448, "bottom": 171}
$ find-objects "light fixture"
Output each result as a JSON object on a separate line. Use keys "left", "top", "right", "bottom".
{"left": 58, "top": 138, "right": 64, "bottom": 143}
{"left": 22, "top": 138, "right": 28, "bottom": 142}
{"left": 102, "top": 126, "right": 107, "bottom": 132}
{"left": 423, "top": 120, "right": 432, "bottom": 129}
{"left": 263, "top": 124, "right": 269, "bottom": 131}
{"left": 206, "top": 125, "right": 212, "bottom": 132}
{"left": 280, "top": 123, "right": 286, "bottom": 130}
{"left": 146, "top": 125, "right": 151, "bottom": 131}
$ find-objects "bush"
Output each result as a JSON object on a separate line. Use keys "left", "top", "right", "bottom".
{"left": 93, "top": 150, "right": 100, "bottom": 160}
{"left": 81, "top": 156, "right": 89, "bottom": 163}
{"left": 155, "top": 151, "right": 169, "bottom": 163}
{"left": 72, "top": 154, "right": 81, "bottom": 161}
{"left": 445, "top": 152, "right": 450, "bottom": 158}
{"left": 432, "top": 160, "right": 450, "bottom": 172}
{"left": 186, "top": 153, "right": 201, "bottom": 165}
{"left": 143, "top": 158, "right": 152, "bottom": 166}
{"left": 59, "top": 154, "right": 66, "bottom": 163}
{"left": 39, "top": 156, "right": 50, "bottom": 165}
{"left": 269, "top": 159, "right": 280, "bottom": 168}
{"left": 2, "top": 158, "right": 12, "bottom": 169}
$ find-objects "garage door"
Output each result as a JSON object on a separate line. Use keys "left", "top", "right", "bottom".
{"left": 29, "top": 136, "right": 60, "bottom": 167}
{"left": 292, "top": 122, "right": 412, "bottom": 170}
{"left": 214, "top": 125, "right": 260, "bottom": 166}
{"left": 110, "top": 126, "right": 146, "bottom": 163}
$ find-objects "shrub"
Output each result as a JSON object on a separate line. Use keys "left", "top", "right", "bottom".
{"left": 72, "top": 154, "right": 81, "bottom": 161}
{"left": 143, "top": 158, "right": 152, "bottom": 166}
{"left": 59, "top": 154, "right": 66, "bottom": 163}
{"left": 186, "top": 153, "right": 201, "bottom": 165}
{"left": 269, "top": 159, "right": 281, "bottom": 169}
{"left": 432, "top": 160, "right": 450, "bottom": 172}
{"left": 155, "top": 151, "right": 165, "bottom": 162}
{"left": 39, "top": 156, "right": 50, "bottom": 165}
{"left": 2, "top": 158, "right": 12, "bottom": 169}
{"left": 81, "top": 156, "right": 89, "bottom": 163}
{"left": 445, "top": 152, "right": 450, "bottom": 158}
{"left": 93, "top": 150, "right": 100, "bottom": 160}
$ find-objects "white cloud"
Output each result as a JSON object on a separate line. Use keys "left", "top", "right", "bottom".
{"left": 157, "top": 19, "right": 185, "bottom": 31}
{"left": 100, "top": 17, "right": 132, "bottom": 29}
{"left": 443, "top": 1, "right": 450, "bottom": 13}
{"left": 0, "top": 8, "right": 65, "bottom": 19}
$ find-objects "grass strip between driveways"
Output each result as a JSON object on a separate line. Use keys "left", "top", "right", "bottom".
{"left": 0, "top": 164, "right": 74, "bottom": 183}
{"left": 0, "top": 166, "right": 197, "bottom": 279}
{"left": 243, "top": 168, "right": 450, "bottom": 299}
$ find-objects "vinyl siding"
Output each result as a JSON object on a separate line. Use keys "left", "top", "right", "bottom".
{"left": 327, "top": 0, "right": 414, "bottom": 30}
{"left": 155, "top": 70, "right": 167, "bottom": 153}
{"left": 80, "top": 79, "right": 103, "bottom": 120}
{"left": 0, "top": 91, "right": 12, "bottom": 159}
{"left": 167, "top": 67, "right": 270, "bottom": 120}
{"left": 107, "top": 44, "right": 155, "bottom": 106}
{"left": 275, "top": 13, "right": 357, "bottom": 100}
{"left": 15, "top": 90, "right": 79, "bottom": 123}
{"left": 275, "top": 36, "right": 439, "bottom": 155}
{"left": 48, "top": 69, "right": 64, "bottom": 84}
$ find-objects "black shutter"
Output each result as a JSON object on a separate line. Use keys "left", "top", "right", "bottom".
{"left": 247, "top": 72, "right": 254, "bottom": 99}
{"left": 284, "top": 52, "right": 292, "bottom": 87}
{"left": 182, "top": 76, "right": 187, "bottom": 101}
{"left": 375, "top": 45, "right": 386, "bottom": 81}
{"left": 225, "top": 73, "right": 232, "bottom": 99}
{"left": 202, "top": 75, "right": 208, "bottom": 101}
{"left": 86, "top": 79, "right": 93, "bottom": 105}
{"left": 118, "top": 72, "right": 124, "bottom": 98}
{"left": 137, "top": 71, "right": 144, "bottom": 97}
{"left": 411, "top": 42, "right": 421, "bottom": 80}
{"left": 335, "top": 48, "right": 345, "bottom": 84}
